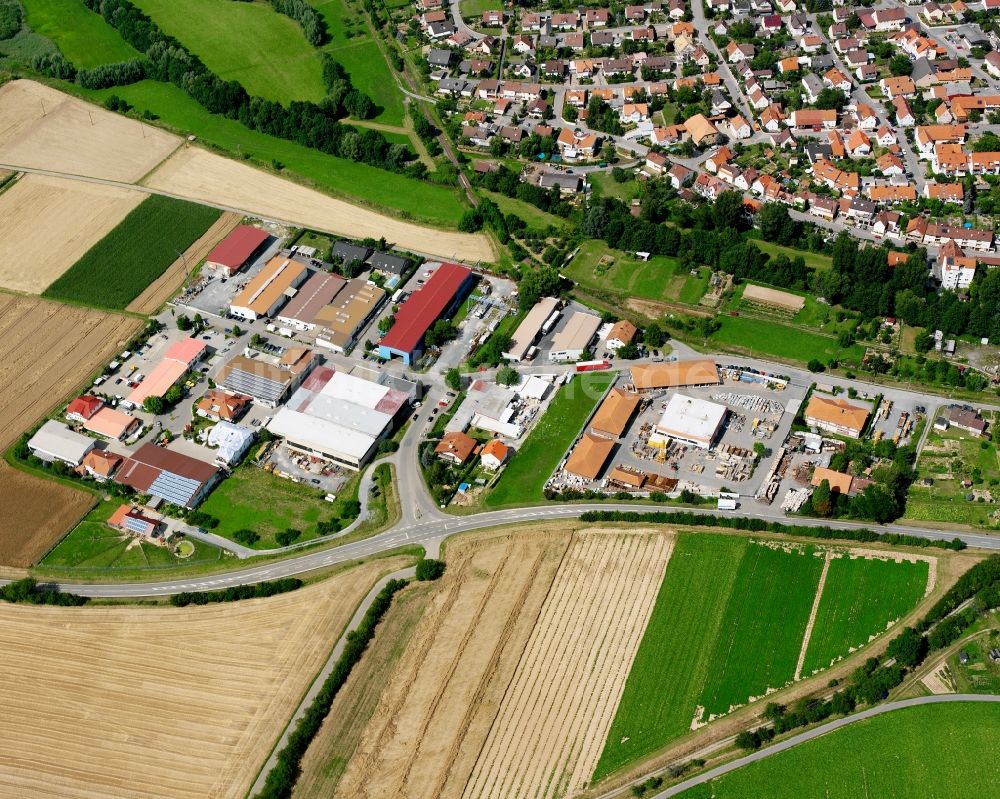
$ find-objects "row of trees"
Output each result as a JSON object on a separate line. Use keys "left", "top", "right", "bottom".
{"left": 76, "top": 57, "right": 146, "bottom": 89}
{"left": 0, "top": 578, "right": 88, "bottom": 606}
{"left": 169, "top": 577, "right": 302, "bottom": 606}
{"left": 269, "top": 0, "right": 326, "bottom": 46}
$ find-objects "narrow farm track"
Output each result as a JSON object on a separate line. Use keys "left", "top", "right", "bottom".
{"left": 462, "top": 531, "right": 674, "bottom": 799}
{"left": 795, "top": 551, "right": 832, "bottom": 681}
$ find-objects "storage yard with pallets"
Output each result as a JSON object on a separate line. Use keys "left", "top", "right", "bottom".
{"left": 0, "top": 294, "right": 141, "bottom": 566}
{"left": 0, "top": 556, "right": 410, "bottom": 798}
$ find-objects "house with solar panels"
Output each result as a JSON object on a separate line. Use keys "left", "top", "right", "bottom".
{"left": 107, "top": 504, "right": 164, "bottom": 539}
{"left": 114, "top": 443, "right": 221, "bottom": 509}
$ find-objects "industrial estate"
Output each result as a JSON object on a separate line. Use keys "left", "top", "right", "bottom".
{"left": 1, "top": 0, "right": 1000, "bottom": 797}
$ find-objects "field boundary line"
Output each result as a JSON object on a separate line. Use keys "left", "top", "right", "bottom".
{"left": 794, "top": 550, "right": 832, "bottom": 681}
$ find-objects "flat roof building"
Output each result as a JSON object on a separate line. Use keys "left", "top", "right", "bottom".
{"left": 229, "top": 256, "right": 309, "bottom": 321}
{"left": 804, "top": 395, "right": 869, "bottom": 439}
{"left": 267, "top": 367, "right": 408, "bottom": 470}
{"left": 630, "top": 359, "right": 720, "bottom": 390}
{"left": 651, "top": 394, "right": 727, "bottom": 449}
{"left": 313, "top": 278, "right": 386, "bottom": 354}
{"left": 114, "top": 442, "right": 220, "bottom": 508}
{"left": 503, "top": 296, "right": 561, "bottom": 361}
{"left": 275, "top": 271, "right": 346, "bottom": 332}
{"left": 206, "top": 421, "right": 255, "bottom": 468}
{"left": 27, "top": 420, "right": 95, "bottom": 466}
{"left": 564, "top": 432, "right": 615, "bottom": 479}
{"left": 218, "top": 348, "right": 318, "bottom": 408}
{"left": 379, "top": 263, "right": 475, "bottom": 364}
{"left": 549, "top": 310, "right": 602, "bottom": 361}
{"left": 590, "top": 387, "right": 641, "bottom": 438}
{"left": 204, "top": 226, "right": 270, "bottom": 276}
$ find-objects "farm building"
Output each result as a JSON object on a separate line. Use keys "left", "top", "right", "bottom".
{"left": 564, "top": 432, "right": 615, "bottom": 480}
{"left": 313, "top": 278, "right": 386, "bottom": 354}
{"left": 205, "top": 421, "right": 255, "bottom": 468}
{"left": 650, "top": 394, "right": 727, "bottom": 450}
{"left": 435, "top": 431, "right": 477, "bottom": 465}
{"left": 83, "top": 407, "right": 140, "bottom": 440}
{"left": 630, "top": 359, "right": 720, "bottom": 391}
{"left": 266, "top": 367, "right": 410, "bottom": 471}
{"left": 811, "top": 466, "right": 854, "bottom": 494}
{"left": 107, "top": 504, "right": 163, "bottom": 538}
{"left": 741, "top": 283, "right": 805, "bottom": 313}
{"left": 27, "top": 420, "right": 95, "bottom": 466}
{"left": 804, "top": 395, "right": 869, "bottom": 439}
{"left": 274, "top": 271, "right": 346, "bottom": 332}
{"left": 195, "top": 389, "right": 251, "bottom": 422}
{"left": 114, "top": 443, "right": 221, "bottom": 508}
{"left": 378, "top": 263, "right": 476, "bottom": 364}
{"left": 946, "top": 405, "right": 987, "bottom": 436}
{"left": 590, "top": 387, "right": 641, "bottom": 438}
{"left": 229, "top": 256, "right": 309, "bottom": 321}
{"left": 126, "top": 338, "right": 208, "bottom": 408}
{"left": 203, "top": 225, "right": 270, "bottom": 276}
{"left": 503, "top": 296, "right": 561, "bottom": 361}
{"left": 549, "top": 310, "right": 602, "bottom": 362}
{"left": 218, "top": 348, "right": 318, "bottom": 408}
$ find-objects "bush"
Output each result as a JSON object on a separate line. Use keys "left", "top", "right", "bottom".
{"left": 232, "top": 528, "right": 260, "bottom": 546}
{"left": 415, "top": 558, "right": 446, "bottom": 581}
{"left": 0, "top": 578, "right": 88, "bottom": 606}
{"left": 169, "top": 578, "right": 302, "bottom": 607}
{"left": 0, "top": 2, "right": 22, "bottom": 40}
{"left": 275, "top": 528, "right": 301, "bottom": 547}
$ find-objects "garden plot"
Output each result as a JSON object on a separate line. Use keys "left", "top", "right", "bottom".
{"left": 0, "top": 80, "right": 179, "bottom": 182}
{"left": 0, "top": 173, "right": 145, "bottom": 294}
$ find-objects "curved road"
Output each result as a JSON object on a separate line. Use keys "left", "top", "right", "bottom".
{"left": 653, "top": 694, "right": 1000, "bottom": 798}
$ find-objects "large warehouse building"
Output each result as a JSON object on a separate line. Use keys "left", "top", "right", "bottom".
{"left": 650, "top": 394, "right": 727, "bottom": 449}
{"left": 503, "top": 296, "right": 561, "bottom": 361}
{"left": 378, "top": 262, "right": 475, "bottom": 364}
{"left": 126, "top": 338, "right": 208, "bottom": 408}
{"left": 804, "top": 395, "right": 869, "bottom": 439}
{"left": 564, "top": 432, "right": 616, "bottom": 480}
{"left": 630, "top": 359, "right": 721, "bottom": 391}
{"left": 274, "top": 271, "right": 346, "bottom": 332}
{"left": 314, "top": 278, "right": 386, "bottom": 353}
{"left": 267, "top": 367, "right": 410, "bottom": 470}
{"left": 549, "top": 310, "right": 602, "bottom": 362}
{"left": 218, "top": 348, "right": 318, "bottom": 408}
{"left": 590, "top": 387, "right": 642, "bottom": 438}
{"left": 204, "top": 226, "right": 270, "bottom": 276}
{"left": 229, "top": 257, "right": 308, "bottom": 321}
{"left": 114, "top": 443, "right": 220, "bottom": 508}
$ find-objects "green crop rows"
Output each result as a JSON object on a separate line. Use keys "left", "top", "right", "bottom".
{"left": 43, "top": 194, "right": 221, "bottom": 309}
{"left": 801, "top": 555, "right": 929, "bottom": 675}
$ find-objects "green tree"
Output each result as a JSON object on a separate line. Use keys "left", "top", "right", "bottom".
{"left": 812, "top": 479, "right": 833, "bottom": 516}
{"left": 885, "top": 627, "right": 928, "bottom": 668}
{"left": 496, "top": 365, "right": 519, "bottom": 386}
{"left": 445, "top": 368, "right": 462, "bottom": 391}
{"left": 176, "top": 314, "right": 192, "bottom": 331}
{"left": 143, "top": 395, "right": 165, "bottom": 414}
{"left": 415, "top": 558, "right": 446, "bottom": 580}
{"left": 889, "top": 55, "right": 912, "bottom": 76}
{"left": 807, "top": 358, "right": 825, "bottom": 372}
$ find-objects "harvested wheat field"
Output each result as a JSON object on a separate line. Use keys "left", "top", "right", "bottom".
{"left": 0, "top": 173, "right": 145, "bottom": 293}
{"left": 0, "top": 294, "right": 140, "bottom": 565}
{"left": 0, "top": 80, "right": 179, "bottom": 182}
{"left": 332, "top": 527, "right": 673, "bottom": 799}
{"left": 0, "top": 556, "right": 410, "bottom": 799}
{"left": 127, "top": 211, "right": 241, "bottom": 314}
{"left": 143, "top": 146, "right": 496, "bottom": 263}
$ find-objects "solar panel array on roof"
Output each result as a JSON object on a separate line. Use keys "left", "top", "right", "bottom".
{"left": 124, "top": 515, "right": 151, "bottom": 535}
{"left": 149, "top": 471, "right": 202, "bottom": 507}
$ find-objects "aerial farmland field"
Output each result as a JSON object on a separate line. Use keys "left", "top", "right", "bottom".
{"left": 677, "top": 702, "right": 1000, "bottom": 798}
{"left": 20, "top": 0, "right": 140, "bottom": 67}
{"left": 43, "top": 194, "right": 222, "bottom": 310}
{"left": 0, "top": 555, "right": 411, "bottom": 798}
{"left": 0, "top": 173, "right": 145, "bottom": 294}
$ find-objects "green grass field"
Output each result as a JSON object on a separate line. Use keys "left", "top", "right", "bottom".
{"left": 595, "top": 538, "right": 929, "bottom": 781}
{"left": 460, "top": 0, "right": 503, "bottom": 17}
{"left": 595, "top": 534, "right": 748, "bottom": 780}
{"left": 697, "top": 543, "right": 824, "bottom": 719}
{"left": 43, "top": 194, "right": 220, "bottom": 309}
{"left": 565, "top": 240, "right": 682, "bottom": 303}
{"left": 199, "top": 466, "right": 359, "bottom": 549}
{"left": 481, "top": 189, "right": 567, "bottom": 230}
{"left": 40, "top": 500, "right": 221, "bottom": 570}
{"left": 752, "top": 238, "right": 833, "bottom": 271}
{"left": 485, "top": 371, "right": 614, "bottom": 508}
{"left": 801, "top": 555, "right": 929, "bottom": 675}
{"left": 132, "top": 0, "right": 327, "bottom": 102}
{"left": 678, "top": 267, "right": 711, "bottom": 304}
{"left": 313, "top": 0, "right": 406, "bottom": 125}
{"left": 710, "top": 315, "right": 866, "bottom": 364}
{"left": 587, "top": 171, "right": 643, "bottom": 202}
{"left": 21, "top": 0, "right": 140, "bottom": 68}
{"left": 677, "top": 703, "right": 1000, "bottom": 798}
{"left": 72, "top": 81, "right": 465, "bottom": 225}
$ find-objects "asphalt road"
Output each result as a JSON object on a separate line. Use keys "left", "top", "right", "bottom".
{"left": 653, "top": 694, "right": 1000, "bottom": 798}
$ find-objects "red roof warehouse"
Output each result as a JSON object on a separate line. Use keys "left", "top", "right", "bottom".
{"left": 204, "top": 225, "right": 270, "bottom": 276}
{"left": 378, "top": 263, "right": 475, "bottom": 364}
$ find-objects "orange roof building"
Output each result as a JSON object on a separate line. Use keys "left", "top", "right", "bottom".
{"left": 811, "top": 466, "right": 854, "bottom": 495}
{"left": 804, "top": 395, "right": 869, "bottom": 439}
{"left": 83, "top": 407, "right": 140, "bottom": 440}
{"left": 591, "top": 388, "right": 642, "bottom": 438}
{"left": 435, "top": 431, "right": 477, "bottom": 465}
{"left": 480, "top": 438, "right": 509, "bottom": 470}
{"left": 564, "top": 433, "right": 615, "bottom": 480}
{"left": 630, "top": 359, "right": 720, "bottom": 391}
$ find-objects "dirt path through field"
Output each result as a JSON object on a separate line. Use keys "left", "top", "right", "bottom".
{"left": 794, "top": 550, "right": 832, "bottom": 681}
{"left": 334, "top": 529, "right": 571, "bottom": 798}
{"left": 143, "top": 146, "right": 495, "bottom": 262}
{"left": 462, "top": 529, "right": 674, "bottom": 799}
{"left": 0, "top": 556, "right": 409, "bottom": 798}
{"left": 127, "top": 211, "right": 242, "bottom": 314}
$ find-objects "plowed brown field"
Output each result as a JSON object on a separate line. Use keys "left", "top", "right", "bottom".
{"left": 0, "top": 173, "right": 145, "bottom": 294}
{"left": 0, "top": 294, "right": 140, "bottom": 566}
{"left": 0, "top": 556, "right": 409, "bottom": 798}
{"left": 0, "top": 80, "right": 179, "bottom": 182}
{"left": 331, "top": 527, "right": 673, "bottom": 799}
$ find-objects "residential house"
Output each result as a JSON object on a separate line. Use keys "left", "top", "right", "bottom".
{"left": 435, "top": 431, "right": 477, "bottom": 464}
{"left": 480, "top": 439, "right": 509, "bottom": 471}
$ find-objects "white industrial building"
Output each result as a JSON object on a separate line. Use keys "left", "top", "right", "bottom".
{"left": 649, "top": 394, "right": 727, "bottom": 450}
{"left": 206, "top": 421, "right": 255, "bottom": 468}
{"left": 27, "top": 420, "right": 96, "bottom": 466}
{"left": 266, "top": 367, "right": 409, "bottom": 470}
{"left": 549, "top": 310, "right": 602, "bottom": 362}
{"left": 503, "top": 296, "right": 561, "bottom": 361}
